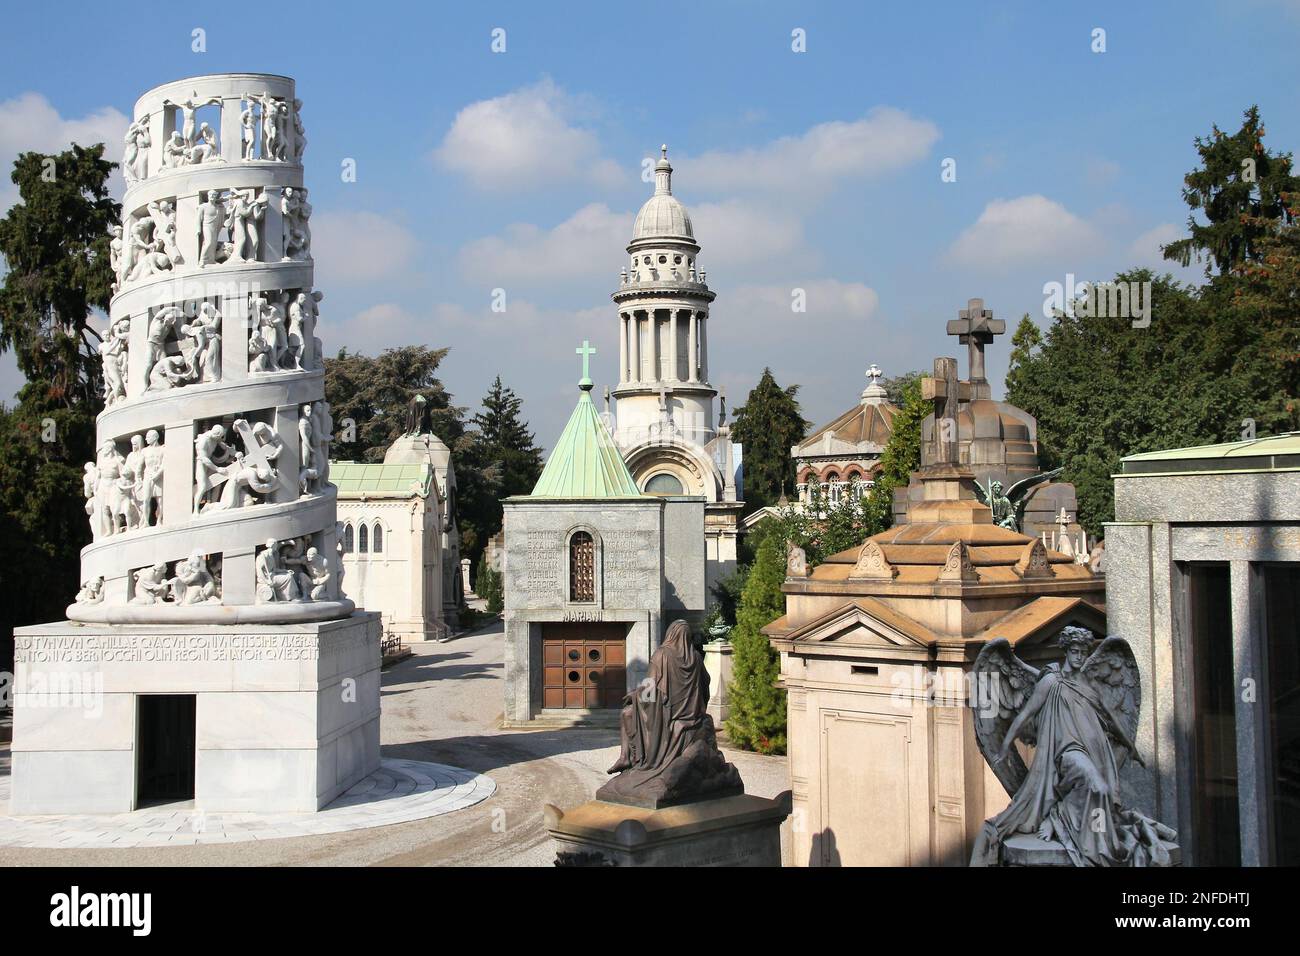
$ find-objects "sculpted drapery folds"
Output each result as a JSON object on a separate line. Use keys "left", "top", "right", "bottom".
{"left": 597, "top": 619, "right": 742, "bottom": 808}
{"left": 970, "top": 627, "right": 1179, "bottom": 867}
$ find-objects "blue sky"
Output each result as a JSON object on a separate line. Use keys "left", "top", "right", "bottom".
{"left": 1, "top": 0, "right": 1297, "bottom": 448}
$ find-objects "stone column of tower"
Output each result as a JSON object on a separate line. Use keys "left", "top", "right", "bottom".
{"left": 70, "top": 73, "right": 350, "bottom": 624}
{"left": 13, "top": 74, "right": 380, "bottom": 817}
{"left": 611, "top": 146, "right": 717, "bottom": 448}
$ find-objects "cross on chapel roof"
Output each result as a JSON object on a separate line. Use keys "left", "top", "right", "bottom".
{"left": 575, "top": 340, "right": 596, "bottom": 391}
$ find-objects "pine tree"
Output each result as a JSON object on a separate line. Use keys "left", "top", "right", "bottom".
{"left": 0, "top": 144, "right": 119, "bottom": 672}
{"left": 0, "top": 144, "right": 120, "bottom": 407}
{"left": 460, "top": 376, "right": 544, "bottom": 566}
{"left": 731, "top": 368, "right": 808, "bottom": 513}
{"left": 1009, "top": 270, "right": 1289, "bottom": 534}
{"left": 725, "top": 533, "right": 788, "bottom": 754}
{"left": 1164, "top": 105, "right": 1300, "bottom": 279}
{"left": 1004, "top": 314, "right": 1043, "bottom": 400}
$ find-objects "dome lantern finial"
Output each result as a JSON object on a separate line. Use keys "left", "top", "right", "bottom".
{"left": 654, "top": 143, "right": 673, "bottom": 196}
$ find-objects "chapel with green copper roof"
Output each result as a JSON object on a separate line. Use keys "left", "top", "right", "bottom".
{"left": 530, "top": 341, "right": 645, "bottom": 499}
{"left": 501, "top": 341, "right": 707, "bottom": 725}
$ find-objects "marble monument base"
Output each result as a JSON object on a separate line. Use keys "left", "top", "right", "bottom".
{"left": 545, "top": 791, "right": 791, "bottom": 867}
{"left": 9, "top": 612, "right": 381, "bottom": 815}
{"left": 1001, "top": 833, "right": 1182, "bottom": 867}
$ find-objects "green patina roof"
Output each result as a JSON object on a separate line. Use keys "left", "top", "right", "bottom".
{"left": 531, "top": 386, "right": 644, "bottom": 499}
{"left": 330, "top": 461, "right": 434, "bottom": 497}
{"left": 1119, "top": 432, "right": 1300, "bottom": 476}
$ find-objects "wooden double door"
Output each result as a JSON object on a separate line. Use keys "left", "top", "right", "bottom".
{"left": 542, "top": 622, "right": 627, "bottom": 709}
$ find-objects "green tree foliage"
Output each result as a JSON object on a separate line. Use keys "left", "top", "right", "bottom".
{"left": 475, "top": 552, "right": 503, "bottom": 615}
{"left": 1004, "top": 314, "right": 1043, "bottom": 399}
{"left": 323, "top": 345, "right": 465, "bottom": 462}
{"left": 1164, "top": 106, "right": 1300, "bottom": 280}
{"left": 861, "top": 375, "right": 927, "bottom": 533}
{"left": 731, "top": 368, "right": 809, "bottom": 513}
{"left": 725, "top": 532, "right": 788, "bottom": 754}
{"left": 0, "top": 144, "right": 119, "bottom": 406}
{"left": 1007, "top": 271, "right": 1290, "bottom": 535}
{"left": 459, "top": 376, "right": 544, "bottom": 565}
{"left": 1235, "top": 215, "right": 1300, "bottom": 424}
{"left": 0, "top": 144, "right": 119, "bottom": 669}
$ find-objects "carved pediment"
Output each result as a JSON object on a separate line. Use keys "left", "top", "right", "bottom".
{"left": 1013, "top": 539, "right": 1055, "bottom": 578}
{"left": 785, "top": 600, "right": 936, "bottom": 649}
{"left": 937, "top": 540, "right": 979, "bottom": 583}
{"left": 848, "top": 540, "right": 898, "bottom": 580}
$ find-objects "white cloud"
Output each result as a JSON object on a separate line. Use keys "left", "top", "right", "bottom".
{"left": 690, "top": 200, "right": 808, "bottom": 269}
{"left": 1128, "top": 223, "right": 1182, "bottom": 266}
{"left": 433, "top": 78, "right": 623, "bottom": 192}
{"left": 946, "top": 195, "right": 1105, "bottom": 271}
{"left": 684, "top": 107, "right": 940, "bottom": 196}
{"left": 458, "top": 203, "right": 631, "bottom": 283}
{"left": 723, "top": 279, "right": 881, "bottom": 342}
{"left": 0, "top": 92, "right": 129, "bottom": 210}
{"left": 311, "top": 211, "right": 420, "bottom": 283}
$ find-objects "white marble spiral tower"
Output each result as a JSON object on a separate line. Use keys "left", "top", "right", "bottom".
{"left": 74, "top": 72, "right": 348, "bottom": 624}
{"left": 11, "top": 74, "right": 380, "bottom": 816}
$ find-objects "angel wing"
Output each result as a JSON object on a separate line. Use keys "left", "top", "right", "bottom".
{"left": 1004, "top": 467, "right": 1063, "bottom": 504}
{"left": 1080, "top": 636, "right": 1142, "bottom": 769}
{"left": 972, "top": 477, "right": 992, "bottom": 506}
{"left": 970, "top": 638, "right": 1043, "bottom": 797}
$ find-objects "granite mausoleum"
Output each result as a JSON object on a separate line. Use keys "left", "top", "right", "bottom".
{"left": 1106, "top": 432, "right": 1300, "bottom": 866}
{"left": 502, "top": 344, "right": 706, "bottom": 725}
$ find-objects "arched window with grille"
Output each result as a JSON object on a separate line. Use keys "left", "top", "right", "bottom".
{"left": 569, "top": 531, "right": 595, "bottom": 603}
{"left": 359, "top": 523, "right": 369, "bottom": 554}
{"left": 342, "top": 523, "right": 354, "bottom": 553}
{"left": 372, "top": 523, "right": 383, "bottom": 553}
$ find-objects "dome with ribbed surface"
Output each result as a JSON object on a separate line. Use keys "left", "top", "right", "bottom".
{"left": 631, "top": 145, "right": 694, "bottom": 242}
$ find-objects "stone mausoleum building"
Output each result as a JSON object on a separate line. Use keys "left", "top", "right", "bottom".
{"left": 1106, "top": 432, "right": 1300, "bottom": 866}
{"left": 502, "top": 345, "right": 705, "bottom": 725}
{"left": 793, "top": 363, "right": 899, "bottom": 509}
{"left": 764, "top": 353, "right": 1106, "bottom": 866}
{"left": 333, "top": 440, "right": 445, "bottom": 644}
{"left": 608, "top": 147, "right": 742, "bottom": 600}
{"left": 895, "top": 299, "right": 1085, "bottom": 546}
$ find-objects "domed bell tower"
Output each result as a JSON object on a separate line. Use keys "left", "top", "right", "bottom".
{"left": 611, "top": 146, "right": 717, "bottom": 449}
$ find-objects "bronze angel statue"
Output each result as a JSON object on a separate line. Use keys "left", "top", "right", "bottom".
{"left": 969, "top": 626, "right": 1179, "bottom": 866}
{"left": 973, "top": 468, "right": 1061, "bottom": 532}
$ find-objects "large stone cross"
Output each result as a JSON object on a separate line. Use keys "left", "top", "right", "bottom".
{"left": 946, "top": 297, "right": 1004, "bottom": 383}
{"left": 575, "top": 339, "right": 596, "bottom": 388}
{"left": 920, "top": 356, "right": 968, "bottom": 465}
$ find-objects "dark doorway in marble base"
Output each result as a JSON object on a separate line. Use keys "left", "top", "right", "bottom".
{"left": 136, "top": 693, "right": 196, "bottom": 805}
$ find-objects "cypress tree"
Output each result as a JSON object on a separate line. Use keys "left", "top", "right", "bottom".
{"left": 725, "top": 533, "right": 788, "bottom": 754}
{"left": 731, "top": 368, "right": 808, "bottom": 513}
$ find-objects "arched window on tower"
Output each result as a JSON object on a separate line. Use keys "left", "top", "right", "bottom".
{"left": 372, "top": 523, "right": 383, "bottom": 554}
{"left": 569, "top": 531, "right": 595, "bottom": 603}
{"left": 342, "top": 523, "right": 354, "bottom": 554}
{"left": 359, "top": 524, "right": 368, "bottom": 554}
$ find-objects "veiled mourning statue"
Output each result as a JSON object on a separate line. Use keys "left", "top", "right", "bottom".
{"left": 597, "top": 620, "right": 743, "bottom": 809}
{"left": 970, "top": 626, "right": 1179, "bottom": 867}
{"left": 404, "top": 393, "right": 430, "bottom": 436}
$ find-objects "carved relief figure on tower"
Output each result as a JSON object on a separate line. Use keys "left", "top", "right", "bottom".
{"left": 74, "top": 73, "right": 350, "bottom": 626}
